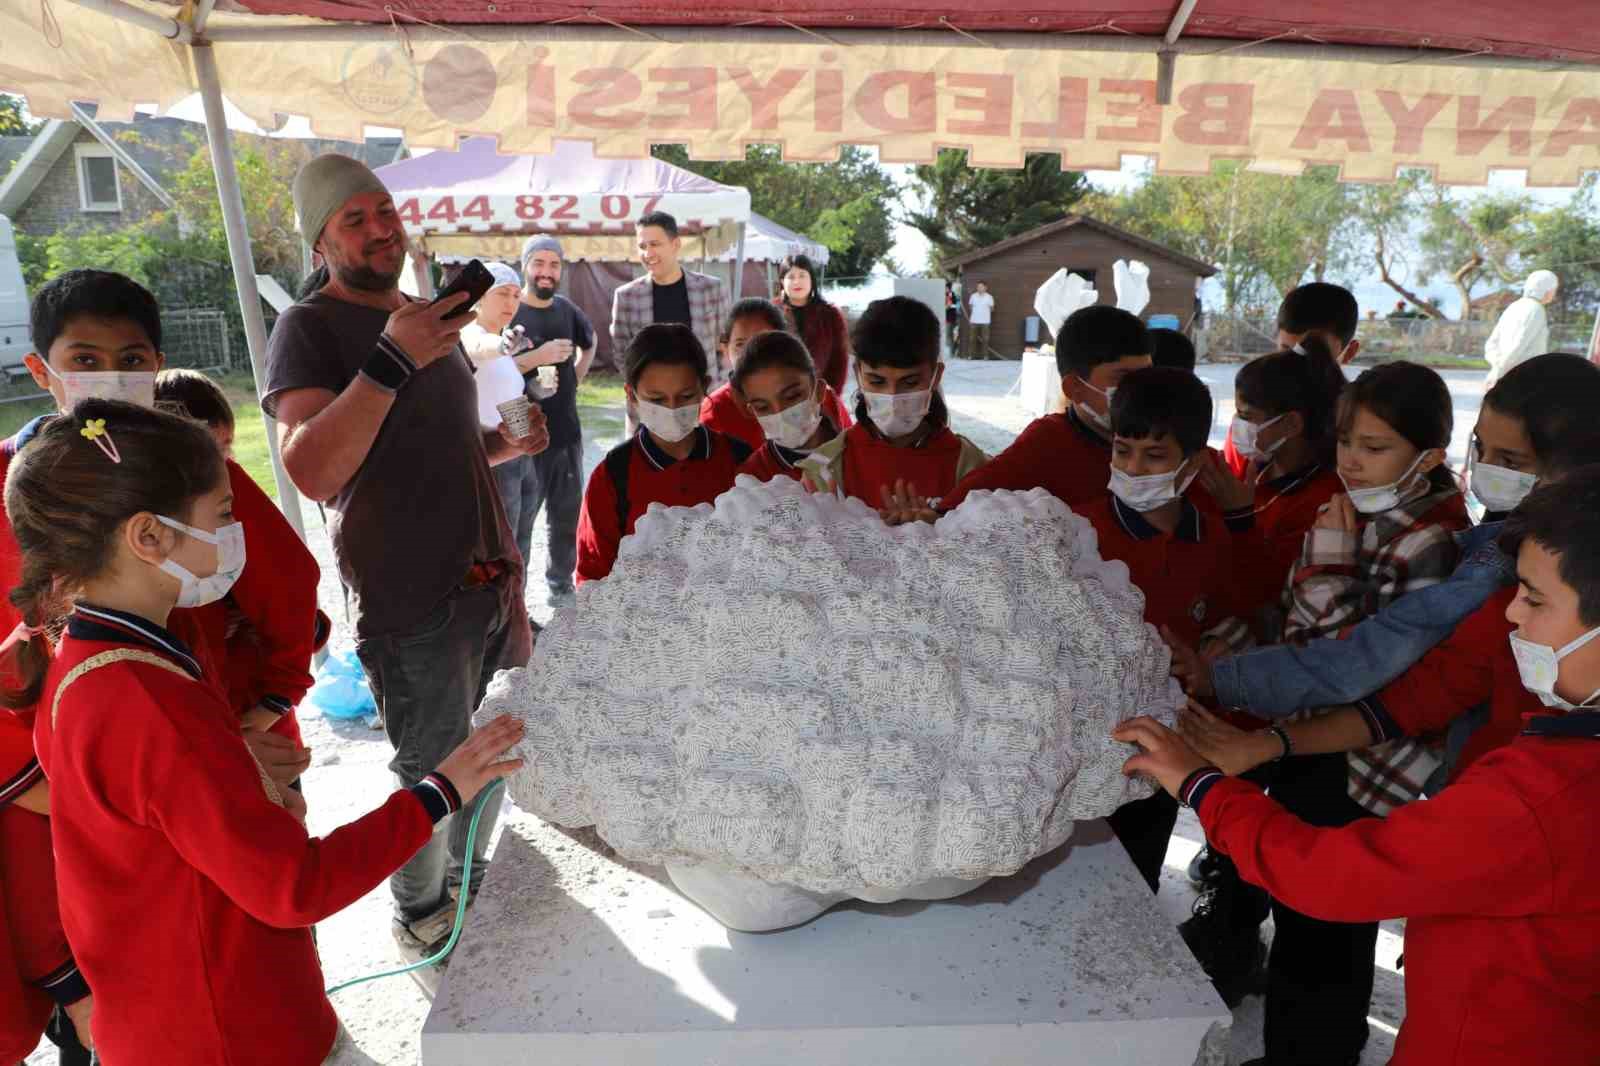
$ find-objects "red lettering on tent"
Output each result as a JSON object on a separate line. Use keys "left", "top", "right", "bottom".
{"left": 1543, "top": 98, "right": 1600, "bottom": 157}
{"left": 649, "top": 67, "right": 718, "bottom": 130}
{"left": 728, "top": 68, "right": 806, "bottom": 129}
{"left": 815, "top": 68, "right": 844, "bottom": 133}
{"left": 1020, "top": 77, "right": 1087, "bottom": 140}
{"left": 1457, "top": 96, "right": 1535, "bottom": 155}
{"left": 1374, "top": 91, "right": 1450, "bottom": 154}
{"left": 526, "top": 63, "right": 555, "bottom": 127}
{"left": 1291, "top": 89, "right": 1372, "bottom": 153}
{"left": 1172, "top": 83, "right": 1252, "bottom": 146}
{"left": 1097, "top": 79, "right": 1160, "bottom": 143}
{"left": 855, "top": 72, "right": 937, "bottom": 133}
{"left": 947, "top": 73, "right": 1013, "bottom": 137}
{"left": 568, "top": 68, "right": 644, "bottom": 129}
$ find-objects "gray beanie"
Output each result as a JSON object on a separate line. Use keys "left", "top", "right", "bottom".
{"left": 293, "top": 153, "right": 391, "bottom": 246}
{"left": 521, "top": 234, "right": 565, "bottom": 266}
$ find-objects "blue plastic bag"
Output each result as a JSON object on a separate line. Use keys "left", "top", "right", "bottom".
{"left": 305, "top": 648, "right": 377, "bottom": 720}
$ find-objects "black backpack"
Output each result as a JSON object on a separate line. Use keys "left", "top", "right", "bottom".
{"left": 605, "top": 432, "right": 751, "bottom": 532}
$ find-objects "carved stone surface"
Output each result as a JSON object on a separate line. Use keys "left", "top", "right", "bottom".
{"left": 479, "top": 478, "right": 1183, "bottom": 928}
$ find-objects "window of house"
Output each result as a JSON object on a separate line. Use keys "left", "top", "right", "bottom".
{"left": 75, "top": 145, "right": 121, "bottom": 212}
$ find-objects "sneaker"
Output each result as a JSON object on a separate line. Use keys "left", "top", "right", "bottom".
{"left": 1178, "top": 887, "right": 1267, "bottom": 1008}
{"left": 1186, "top": 844, "right": 1228, "bottom": 888}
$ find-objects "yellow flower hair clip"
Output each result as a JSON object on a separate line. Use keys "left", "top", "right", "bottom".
{"left": 80, "top": 418, "right": 121, "bottom": 464}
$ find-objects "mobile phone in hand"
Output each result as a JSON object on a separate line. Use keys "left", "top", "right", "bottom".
{"left": 431, "top": 260, "right": 494, "bottom": 320}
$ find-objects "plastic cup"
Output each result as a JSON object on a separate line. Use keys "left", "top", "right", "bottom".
{"left": 497, "top": 396, "right": 533, "bottom": 438}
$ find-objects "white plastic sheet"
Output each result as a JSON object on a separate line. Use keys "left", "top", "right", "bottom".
{"left": 1033, "top": 269, "right": 1098, "bottom": 339}
{"left": 1113, "top": 260, "right": 1151, "bottom": 316}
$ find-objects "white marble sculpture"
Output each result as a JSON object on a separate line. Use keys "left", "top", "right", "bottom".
{"left": 479, "top": 478, "right": 1183, "bottom": 930}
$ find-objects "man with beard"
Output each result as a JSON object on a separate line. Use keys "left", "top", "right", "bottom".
{"left": 263, "top": 154, "right": 548, "bottom": 964}
{"left": 495, "top": 235, "right": 595, "bottom": 605}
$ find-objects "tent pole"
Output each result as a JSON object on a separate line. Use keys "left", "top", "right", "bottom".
{"left": 191, "top": 41, "right": 309, "bottom": 542}
{"left": 732, "top": 222, "right": 747, "bottom": 300}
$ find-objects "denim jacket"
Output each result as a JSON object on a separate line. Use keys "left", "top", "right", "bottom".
{"left": 1212, "top": 521, "right": 1515, "bottom": 718}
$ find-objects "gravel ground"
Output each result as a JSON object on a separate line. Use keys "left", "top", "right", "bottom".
{"left": 30, "top": 359, "right": 1489, "bottom": 1065}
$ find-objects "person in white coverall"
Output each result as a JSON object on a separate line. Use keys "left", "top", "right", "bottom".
{"left": 1484, "top": 270, "right": 1559, "bottom": 387}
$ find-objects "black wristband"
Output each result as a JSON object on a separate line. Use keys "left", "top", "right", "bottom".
{"left": 361, "top": 334, "right": 417, "bottom": 393}
{"left": 1268, "top": 725, "right": 1292, "bottom": 762}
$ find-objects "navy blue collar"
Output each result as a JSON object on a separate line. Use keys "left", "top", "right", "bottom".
{"left": 1065, "top": 408, "right": 1111, "bottom": 449}
{"left": 768, "top": 417, "right": 838, "bottom": 468}
{"left": 67, "top": 603, "right": 203, "bottom": 681}
{"left": 636, "top": 424, "right": 712, "bottom": 470}
{"left": 1522, "top": 711, "right": 1600, "bottom": 739}
{"left": 1110, "top": 493, "right": 1204, "bottom": 544}
{"left": 1263, "top": 462, "right": 1325, "bottom": 495}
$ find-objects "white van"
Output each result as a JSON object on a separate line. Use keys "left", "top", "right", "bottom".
{"left": 0, "top": 216, "right": 30, "bottom": 377}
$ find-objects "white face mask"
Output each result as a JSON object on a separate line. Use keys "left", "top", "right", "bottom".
{"left": 636, "top": 398, "right": 701, "bottom": 444}
{"left": 863, "top": 388, "right": 932, "bottom": 438}
{"left": 1509, "top": 625, "right": 1600, "bottom": 711}
{"left": 1467, "top": 450, "right": 1537, "bottom": 515}
{"left": 1108, "top": 460, "right": 1198, "bottom": 513}
{"left": 756, "top": 396, "right": 823, "bottom": 451}
{"left": 44, "top": 364, "right": 156, "bottom": 410}
{"left": 1341, "top": 451, "right": 1429, "bottom": 515}
{"left": 1077, "top": 379, "right": 1115, "bottom": 433}
{"left": 1231, "top": 413, "right": 1288, "bottom": 463}
{"left": 156, "top": 516, "right": 246, "bottom": 609}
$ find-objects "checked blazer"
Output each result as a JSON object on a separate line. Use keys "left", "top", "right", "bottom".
{"left": 610, "top": 269, "right": 732, "bottom": 381}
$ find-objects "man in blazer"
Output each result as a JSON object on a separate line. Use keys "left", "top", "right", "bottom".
{"left": 611, "top": 211, "right": 732, "bottom": 427}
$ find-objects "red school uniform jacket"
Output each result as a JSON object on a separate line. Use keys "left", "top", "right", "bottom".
{"left": 1079, "top": 493, "right": 1252, "bottom": 655}
{"left": 1184, "top": 709, "right": 1600, "bottom": 1066}
{"left": 811, "top": 422, "right": 983, "bottom": 508}
{"left": 1223, "top": 463, "right": 1344, "bottom": 617}
{"left": 698, "top": 382, "right": 852, "bottom": 453}
{"left": 33, "top": 605, "right": 454, "bottom": 1066}
{"left": 576, "top": 426, "right": 750, "bottom": 584}
{"left": 0, "top": 709, "right": 84, "bottom": 1065}
{"left": 1353, "top": 585, "right": 1530, "bottom": 779}
{"left": 184, "top": 458, "right": 324, "bottom": 746}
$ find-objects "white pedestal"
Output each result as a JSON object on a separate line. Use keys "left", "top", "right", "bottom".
{"left": 1019, "top": 351, "right": 1062, "bottom": 418}
{"left": 422, "top": 811, "right": 1229, "bottom": 1065}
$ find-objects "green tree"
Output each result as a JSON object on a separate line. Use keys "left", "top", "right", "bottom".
{"left": 651, "top": 144, "right": 896, "bottom": 281}
{"left": 1415, "top": 182, "right": 1529, "bottom": 317}
{"left": 904, "top": 150, "right": 1089, "bottom": 274}
{"left": 0, "top": 93, "right": 40, "bottom": 136}
{"left": 1081, "top": 163, "right": 1356, "bottom": 311}
{"left": 1349, "top": 171, "right": 1447, "bottom": 319}
{"left": 1515, "top": 175, "right": 1600, "bottom": 321}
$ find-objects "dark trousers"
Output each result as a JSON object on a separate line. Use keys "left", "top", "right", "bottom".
{"left": 355, "top": 582, "right": 516, "bottom": 922}
{"left": 493, "top": 439, "right": 583, "bottom": 594}
{"left": 1263, "top": 752, "right": 1377, "bottom": 1066}
{"left": 46, "top": 1005, "right": 91, "bottom": 1066}
{"left": 1108, "top": 790, "right": 1180, "bottom": 893}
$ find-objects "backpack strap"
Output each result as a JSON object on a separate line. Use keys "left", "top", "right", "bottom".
{"left": 604, "top": 438, "right": 635, "bottom": 534}
{"left": 52, "top": 649, "right": 284, "bottom": 808}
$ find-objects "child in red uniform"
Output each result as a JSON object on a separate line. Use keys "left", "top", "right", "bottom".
{"left": 732, "top": 331, "right": 846, "bottom": 482}
{"left": 941, "top": 304, "right": 1148, "bottom": 512}
{"left": 8, "top": 400, "right": 525, "bottom": 1066}
{"left": 1222, "top": 283, "right": 1361, "bottom": 477}
{"left": 1075, "top": 368, "right": 1252, "bottom": 894}
{"left": 577, "top": 323, "right": 751, "bottom": 583}
{"left": 1208, "top": 342, "right": 1347, "bottom": 618}
{"left": 698, "top": 299, "right": 850, "bottom": 451}
{"left": 155, "top": 368, "right": 330, "bottom": 786}
{"left": 798, "top": 296, "right": 986, "bottom": 509}
{"left": 1215, "top": 359, "right": 1467, "bottom": 1066}
{"left": 1121, "top": 470, "right": 1600, "bottom": 1066}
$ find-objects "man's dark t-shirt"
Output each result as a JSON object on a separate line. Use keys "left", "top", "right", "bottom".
{"left": 651, "top": 275, "right": 692, "bottom": 327}
{"left": 508, "top": 295, "right": 594, "bottom": 451}
{"left": 261, "top": 291, "right": 523, "bottom": 646}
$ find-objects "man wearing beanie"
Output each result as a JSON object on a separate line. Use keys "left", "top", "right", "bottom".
{"left": 496, "top": 235, "right": 595, "bottom": 604}
{"left": 262, "top": 153, "right": 547, "bottom": 964}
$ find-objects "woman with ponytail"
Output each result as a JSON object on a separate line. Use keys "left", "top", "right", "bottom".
{"left": 10, "top": 400, "right": 525, "bottom": 1066}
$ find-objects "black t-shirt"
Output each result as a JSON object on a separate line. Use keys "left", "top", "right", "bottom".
{"left": 651, "top": 275, "right": 692, "bottom": 327}
{"left": 508, "top": 295, "right": 596, "bottom": 450}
